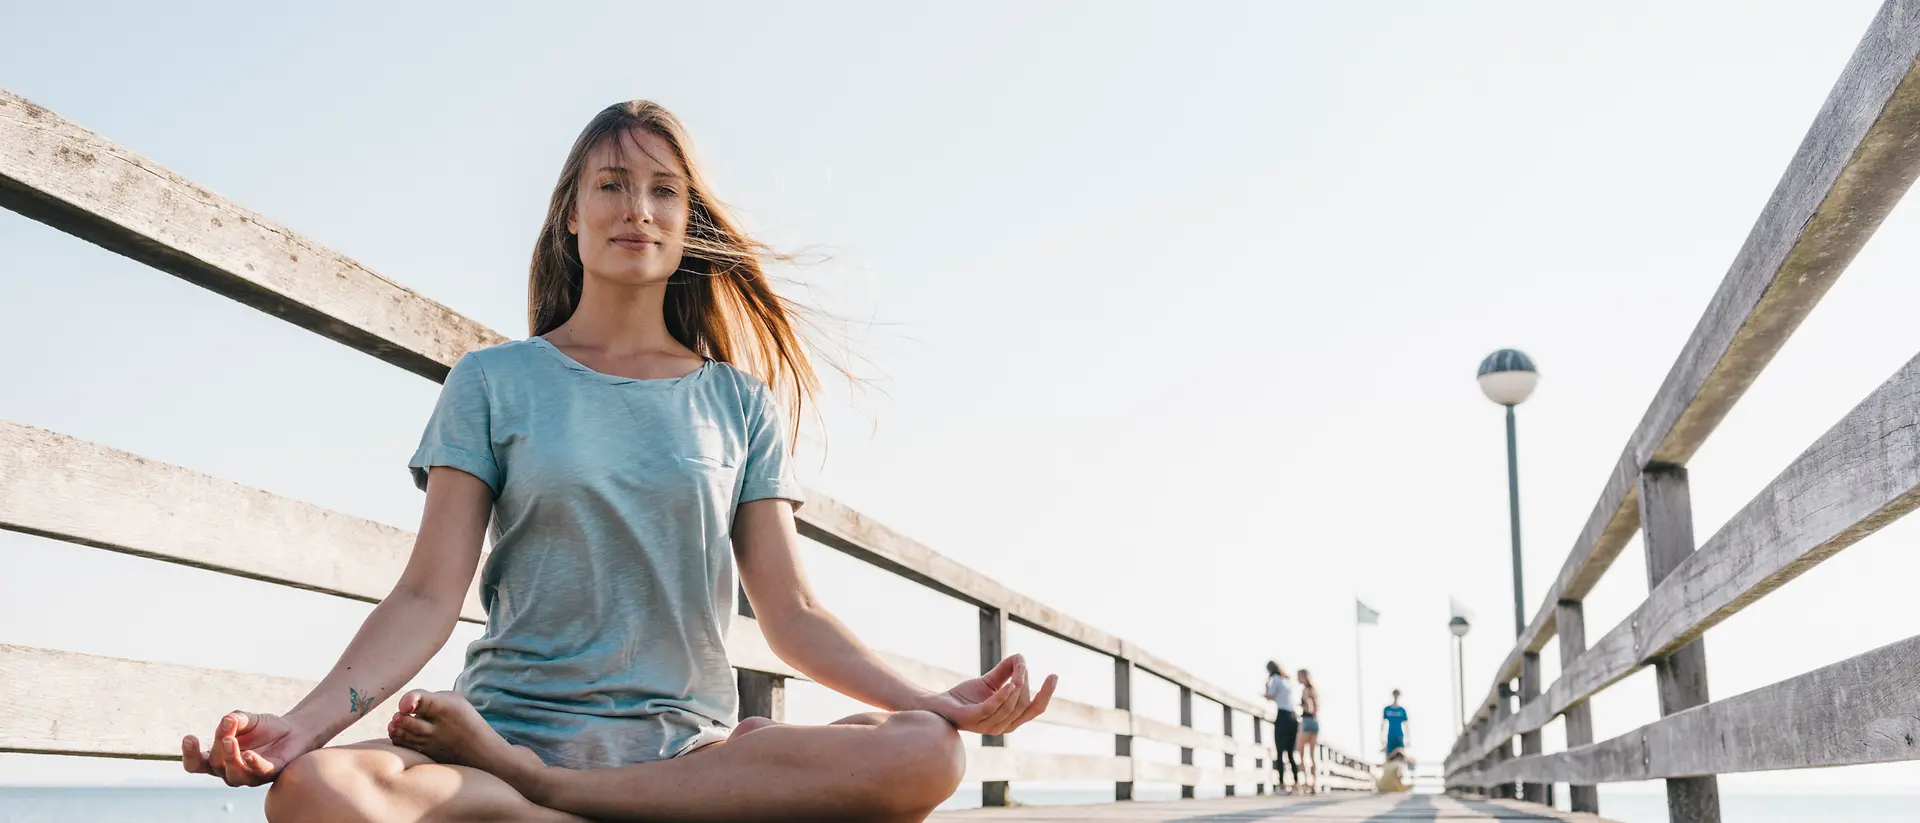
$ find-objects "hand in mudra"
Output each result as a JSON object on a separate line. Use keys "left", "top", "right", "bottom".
{"left": 914, "top": 654, "right": 1057, "bottom": 736}
{"left": 182, "top": 711, "right": 311, "bottom": 787}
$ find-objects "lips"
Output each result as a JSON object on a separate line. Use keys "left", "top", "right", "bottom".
{"left": 611, "top": 235, "right": 658, "bottom": 251}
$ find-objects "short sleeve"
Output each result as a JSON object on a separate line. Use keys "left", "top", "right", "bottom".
{"left": 408, "top": 353, "right": 502, "bottom": 495}
{"left": 739, "top": 382, "right": 804, "bottom": 509}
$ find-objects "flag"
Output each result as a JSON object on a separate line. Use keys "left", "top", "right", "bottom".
{"left": 1356, "top": 599, "right": 1381, "bottom": 625}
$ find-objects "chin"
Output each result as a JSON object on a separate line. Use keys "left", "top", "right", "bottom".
{"left": 585, "top": 262, "right": 681, "bottom": 287}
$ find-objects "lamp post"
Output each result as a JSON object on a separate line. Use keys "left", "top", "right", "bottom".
{"left": 1478, "top": 349, "right": 1539, "bottom": 638}
{"left": 1448, "top": 614, "right": 1471, "bottom": 734}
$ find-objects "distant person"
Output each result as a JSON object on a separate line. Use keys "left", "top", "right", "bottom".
{"left": 1295, "top": 668, "right": 1320, "bottom": 795}
{"left": 1381, "top": 688, "right": 1410, "bottom": 759}
{"left": 1375, "top": 749, "right": 1411, "bottom": 793}
{"left": 178, "top": 100, "right": 1057, "bottom": 823}
{"left": 1264, "top": 661, "right": 1300, "bottom": 794}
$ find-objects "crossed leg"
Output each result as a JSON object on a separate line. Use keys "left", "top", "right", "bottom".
{"left": 267, "top": 690, "right": 964, "bottom": 823}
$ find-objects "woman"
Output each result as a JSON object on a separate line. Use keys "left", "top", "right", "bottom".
{"left": 178, "top": 100, "right": 1057, "bottom": 823}
{"left": 1295, "top": 668, "right": 1320, "bottom": 795}
{"left": 1263, "top": 661, "right": 1299, "bottom": 794}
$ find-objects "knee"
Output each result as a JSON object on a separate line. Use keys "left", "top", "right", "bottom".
{"left": 869, "top": 710, "right": 965, "bottom": 815}
{"left": 266, "top": 749, "right": 396, "bottom": 823}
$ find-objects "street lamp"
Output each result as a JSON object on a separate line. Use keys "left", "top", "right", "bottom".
{"left": 1478, "top": 349, "right": 1538, "bottom": 638}
{"left": 1448, "top": 614, "right": 1471, "bottom": 734}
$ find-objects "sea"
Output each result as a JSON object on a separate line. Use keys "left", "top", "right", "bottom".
{"left": 2, "top": 787, "right": 1918, "bottom": 822}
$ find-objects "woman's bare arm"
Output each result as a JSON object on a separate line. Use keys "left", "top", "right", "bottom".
{"left": 283, "top": 467, "right": 493, "bottom": 742}
{"left": 183, "top": 466, "right": 492, "bottom": 785}
{"left": 732, "top": 498, "right": 1054, "bottom": 733}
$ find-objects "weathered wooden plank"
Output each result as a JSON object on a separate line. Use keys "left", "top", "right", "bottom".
{"left": 1471, "top": 630, "right": 1920, "bottom": 785}
{"left": 963, "top": 749, "right": 1132, "bottom": 783}
{"left": 1453, "top": 348, "right": 1920, "bottom": 772}
{"left": 0, "top": 644, "right": 389, "bottom": 758}
{"left": 0, "top": 90, "right": 505, "bottom": 380}
{"left": 1131, "top": 760, "right": 1200, "bottom": 787}
{"left": 1519, "top": 652, "right": 1546, "bottom": 805}
{"left": 735, "top": 669, "right": 785, "bottom": 723}
{"left": 1122, "top": 642, "right": 1268, "bottom": 719}
{"left": 1114, "top": 659, "right": 1135, "bottom": 799}
{"left": 1458, "top": 0, "right": 1920, "bottom": 735}
{"left": 0, "top": 419, "right": 487, "bottom": 623}
{"left": 1557, "top": 600, "right": 1600, "bottom": 815}
{"left": 1638, "top": 466, "right": 1720, "bottom": 822}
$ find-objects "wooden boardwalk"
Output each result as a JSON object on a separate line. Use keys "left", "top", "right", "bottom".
{"left": 934, "top": 795, "right": 1612, "bottom": 821}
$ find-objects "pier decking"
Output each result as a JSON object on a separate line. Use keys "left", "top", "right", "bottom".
{"left": 933, "top": 794, "right": 1610, "bottom": 821}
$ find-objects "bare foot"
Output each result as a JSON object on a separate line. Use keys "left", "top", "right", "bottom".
{"left": 729, "top": 716, "right": 778, "bottom": 741}
{"left": 388, "top": 690, "right": 543, "bottom": 782}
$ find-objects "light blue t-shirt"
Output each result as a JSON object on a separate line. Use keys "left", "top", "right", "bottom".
{"left": 408, "top": 337, "right": 802, "bottom": 768}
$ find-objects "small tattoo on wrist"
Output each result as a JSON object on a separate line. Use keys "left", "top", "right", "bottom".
{"left": 349, "top": 687, "right": 375, "bottom": 715}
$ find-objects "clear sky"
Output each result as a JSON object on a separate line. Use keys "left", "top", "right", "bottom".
{"left": 5, "top": 0, "right": 1920, "bottom": 801}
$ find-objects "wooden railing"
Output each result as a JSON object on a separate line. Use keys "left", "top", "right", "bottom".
{"left": 0, "top": 87, "right": 1375, "bottom": 803}
{"left": 1444, "top": 1, "right": 1920, "bottom": 819}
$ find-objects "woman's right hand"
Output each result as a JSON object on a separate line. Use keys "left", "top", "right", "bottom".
{"left": 182, "top": 711, "right": 312, "bottom": 787}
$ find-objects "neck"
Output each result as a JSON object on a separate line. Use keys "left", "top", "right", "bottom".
{"left": 554, "top": 272, "right": 684, "bottom": 354}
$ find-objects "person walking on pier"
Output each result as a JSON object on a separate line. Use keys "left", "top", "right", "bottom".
{"left": 1264, "top": 661, "right": 1301, "bottom": 793}
{"left": 1294, "top": 668, "right": 1320, "bottom": 794}
{"left": 179, "top": 100, "right": 1056, "bottom": 823}
{"left": 1380, "top": 689, "right": 1410, "bottom": 759}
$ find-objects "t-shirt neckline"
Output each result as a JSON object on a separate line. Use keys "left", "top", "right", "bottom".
{"left": 530, "top": 336, "right": 711, "bottom": 388}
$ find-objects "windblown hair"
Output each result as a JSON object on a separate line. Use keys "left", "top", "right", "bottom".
{"left": 528, "top": 100, "right": 820, "bottom": 443}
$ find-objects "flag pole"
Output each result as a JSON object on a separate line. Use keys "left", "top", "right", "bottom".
{"left": 1354, "top": 600, "right": 1367, "bottom": 760}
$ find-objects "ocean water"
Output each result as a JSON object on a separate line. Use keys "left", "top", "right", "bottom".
{"left": 4, "top": 787, "right": 1919, "bottom": 821}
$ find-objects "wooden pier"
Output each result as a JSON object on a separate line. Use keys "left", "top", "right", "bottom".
{"left": 1445, "top": 1, "right": 1920, "bottom": 821}
{"left": 932, "top": 794, "right": 1608, "bottom": 821}
{"left": 0, "top": 78, "right": 1374, "bottom": 810}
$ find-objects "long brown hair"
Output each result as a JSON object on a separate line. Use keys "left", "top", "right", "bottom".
{"left": 529, "top": 101, "right": 820, "bottom": 442}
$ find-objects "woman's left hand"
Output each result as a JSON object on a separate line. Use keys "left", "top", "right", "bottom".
{"left": 913, "top": 654, "right": 1057, "bottom": 735}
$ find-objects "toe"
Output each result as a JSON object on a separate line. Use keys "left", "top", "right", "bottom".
{"left": 393, "top": 715, "right": 435, "bottom": 737}
{"left": 397, "top": 688, "right": 431, "bottom": 715}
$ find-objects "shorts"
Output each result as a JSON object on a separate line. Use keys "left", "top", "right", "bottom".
{"left": 1301, "top": 715, "right": 1320, "bottom": 734}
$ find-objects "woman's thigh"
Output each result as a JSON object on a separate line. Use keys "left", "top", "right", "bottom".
{"left": 266, "top": 739, "right": 589, "bottom": 823}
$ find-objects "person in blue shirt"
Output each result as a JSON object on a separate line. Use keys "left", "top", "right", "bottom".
{"left": 1380, "top": 689, "right": 1410, "bottom": 757}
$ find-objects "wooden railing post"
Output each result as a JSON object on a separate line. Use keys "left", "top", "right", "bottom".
{"left": 1178, "top": 685, "right": 1195, "bottom": 798}
{"left": 979, "top": 606, "right": 1010, "bottom": 807}
{"left": 736, "top": 590, "right": 785, "bottom": 723}
{"left": 1492, "top": 683, "right": 1515, "bottom": 799}
{"left": 1114, "top": 657, "right": 1134, "bottom": 801}
{"left": 1222, "top": 704, "right": 1236, "bottom": 796}
{"left": 1253, "top": 716, "right": 1266, "bottom": 795}
{"left": 1639, "top": 465, "right": 1721, "bottom": 822}
{"left": 1557, "top": 600, "right": 1600, "bottom": 814}
{"left": 1520, "top": 652, "right": 1549, "bottom": 804}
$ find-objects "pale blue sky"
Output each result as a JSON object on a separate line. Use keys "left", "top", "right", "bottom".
{"left": 5, "top": 0, "right": 1920, "bottom": 802}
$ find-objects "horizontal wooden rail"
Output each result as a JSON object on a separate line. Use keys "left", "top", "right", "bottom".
{"left": 1457, "top": 0, "right": 1920, "bottom": 733}
{"left": 0, "top": 419, "right": 487, "bottom": 622}
{"left": 1448, "top": 349, "right": 1920, "bottom": 772}
{"left": 0, "top": 90, "right": 504, "bottom": 380}
{"left": 1454, "top": 630, "right": 1920, "bottom": 785}
{"left": 0, "top": 644, "right": 389, "bottom": 759}
{"left": 7, "top": 643, "right": 1299, "bottom": 789}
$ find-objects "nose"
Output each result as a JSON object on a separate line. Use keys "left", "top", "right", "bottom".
{"left": 626, "top": 192, "right": 654, "bottom": 225}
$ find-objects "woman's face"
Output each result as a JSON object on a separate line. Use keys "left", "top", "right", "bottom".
{"left": 568, "top": 128, "right": 690, "bottom": 286}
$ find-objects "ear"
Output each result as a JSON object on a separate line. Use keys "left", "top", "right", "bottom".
{"left": 566, "top": 205, "right": 579, "bottom": 236}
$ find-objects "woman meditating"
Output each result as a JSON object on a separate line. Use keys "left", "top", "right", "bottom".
{"left": 179, "top": 100, "right": 1057, "bottom": 823}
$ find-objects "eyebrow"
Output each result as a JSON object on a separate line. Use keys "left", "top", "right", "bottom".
{"left": 595, "top": 166, "right": 684, "bottom": 180}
